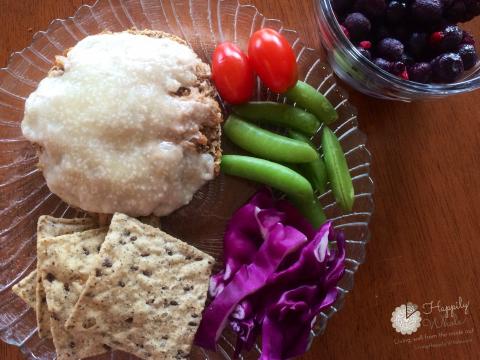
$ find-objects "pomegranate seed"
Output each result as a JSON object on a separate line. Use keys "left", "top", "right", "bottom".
{"left": 340, "top": 25, "right": 350, "bottom": 39}
{"left": 359, "top": 40, "right": 372, "bottom": 49}
{"left": 400, "top": 70, "right": 409, "bottom": 80}
{"left": 429, "top": 31, "right": 444, "bottom": 46}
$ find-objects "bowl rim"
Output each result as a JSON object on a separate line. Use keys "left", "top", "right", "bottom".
{"left": 315, "top": 0, "right": 480, "bottom": 95}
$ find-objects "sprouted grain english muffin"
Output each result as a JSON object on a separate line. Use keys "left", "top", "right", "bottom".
{"left": 65, "top": 213, "right": 214, "bottom": 359}
{"left": 22, "top": 30, "right": 222, "bottom": 217}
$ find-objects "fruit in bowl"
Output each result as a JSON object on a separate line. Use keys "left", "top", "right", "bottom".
{"left": 331, "top": 0, "right": 480, "bottom": 83}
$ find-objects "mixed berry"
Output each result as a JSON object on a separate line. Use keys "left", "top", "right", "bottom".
{"left": 332, "top": 0, "right": 480, "bottom": 83}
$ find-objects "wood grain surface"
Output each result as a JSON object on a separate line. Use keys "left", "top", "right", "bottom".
{"left": 1, "top": 1, "right": 479, "bottom": 359}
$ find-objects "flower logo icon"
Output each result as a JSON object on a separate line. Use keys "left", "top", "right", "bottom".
{"left": 391, "top": 302, "right": 422, "bottom": 335}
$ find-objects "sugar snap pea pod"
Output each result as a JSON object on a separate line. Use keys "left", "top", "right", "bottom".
{"left": 220, "top": 155, "right": 314, "bottom": 201}
{"left": 322, "top": 127, "right": 354, "bottom": 211}
{"left": 289, "top": 196, "right": 327, "bottom": 229}
{"left": 284, "top": 81, "right": 338, "bottom": 125}
{"left": 288, "top": 130, "right": 328, "bottom": 194}
{"left": 232, "top": 102, "right": 321, "bottom": 136}
{"left": 224, "top": 115, "right": 318, "bottom": 163}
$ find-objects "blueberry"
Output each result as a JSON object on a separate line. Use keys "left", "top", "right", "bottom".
{"left": 411, "top": 0, "right": 443, "bottom": 24}
{"left": 357, "top": 47, "right": 372, "bottom": 60}
{"left": 469, "top": 0, "right": 480, "bottom": 16}
{"left": 386, "top": 1, "right": 407, "bottom": 24}
{"left": 332, "top": 0, "right": 354, "bottom": 14}
{"left": 462, "top": 31, "right": 475, "bottom": 45}
{"left": 391, "top": 61, "right": 406, "bottom": 74}
{"left": 464, "top": 0, "right": 480, "bottom": 20}
{"left": 439, "top": 25, "right": 463, "bottom": 52}
{"left": 409, "top": 62, "right": 433, "bottom": 82}
{"left": 391, "top": 26, "right": 410, "bottom": 42}
{"left": 468, "top": 0, "right": 480, "bottom": 16}
{"left": 408, "top": 32, "right": 428, "bottom": 59}
{"left": 354, "top": 0, "right": 387, "bottom": 18}
{"left": 423, "top": 19, "right": 450, "bottom": 34}
{"left": 432, "top": 52, "right": 464, "bottom": 82}
{"left": 374, "top": 57, "right": 392, "bottom": 72}
{"left": 344, "top": 13, "right": 371, "bottom": 40}
{"left": 446, "top": 0, "right": 467, "bottom": 22}
{"left": 375, "top": 25, "right": 391, "bottom": 41}
{"left": 441, "top": 0, "right": 455, "bottom": 7}
{"left": 458, "top": 44, "right": 478, "bottom": 70}
{"left": 377, "top": 38, "right": 404, "bottom": 61}
{"left": 402, "top": 54, "right": 415, "bottom": 68}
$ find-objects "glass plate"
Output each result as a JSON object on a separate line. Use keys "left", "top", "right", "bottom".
{"left": 0, "top": 0, "right": 374, "bottom": 359}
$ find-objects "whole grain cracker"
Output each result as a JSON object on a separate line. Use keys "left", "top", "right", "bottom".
{"left": 65, "top": 213, "right": 214, "bottom": 359}
{"left": 12, "top": 270, "right": 37, "bottom": 308}
{"left": 40, "top": 228, "right": 108, "bottom": 360}
{"left": 36, "top": 216, "right": 96, "bottom": 338}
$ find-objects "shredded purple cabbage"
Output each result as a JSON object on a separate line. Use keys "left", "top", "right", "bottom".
{"left": 195, "top": 189, "right": 346, "bottom": 359}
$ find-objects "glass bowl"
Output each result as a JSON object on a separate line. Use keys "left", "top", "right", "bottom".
{"left": 0, "top": 0, "right": 373, "bottom": 359}
{"left": 315, "top": 0, "right": 480, "bottom": 101}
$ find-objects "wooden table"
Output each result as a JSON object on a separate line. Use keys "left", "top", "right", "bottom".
{"left": 1, "top": 1, "right": 479, "bottom": 359}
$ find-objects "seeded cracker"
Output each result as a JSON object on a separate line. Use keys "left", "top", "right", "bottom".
{"left": 12, "top": 270, "right": 37, "bottom": 308}
{"left": 36, "top": 216, "right": 96, "bottom": 338}
{"left": 40, "top": 228, "right": 108, "bottom": 360}
{"left": 65, "top": 213, "right": 214, "bottom": 359}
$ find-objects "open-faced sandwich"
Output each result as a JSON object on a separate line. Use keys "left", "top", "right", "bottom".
{"left": 21, "top": 30, "right": 222, "bottom": 217}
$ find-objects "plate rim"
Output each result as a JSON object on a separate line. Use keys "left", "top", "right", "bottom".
{"left": 0, "top": 0, "right": 375, "bottom": 358}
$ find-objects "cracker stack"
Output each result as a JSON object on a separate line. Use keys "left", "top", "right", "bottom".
{"left": 12, "top": 213, "right": 214, "bottom": 360}
{"left": 36, "top": 217, "right": 97, "bottom": 338}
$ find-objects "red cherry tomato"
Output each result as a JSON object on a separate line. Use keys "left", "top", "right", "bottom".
{"left": 211, "top": 42, "right": 255, "bottom": 104}
{"left": 248, "top": 28, "right": 298, "bottom": 93}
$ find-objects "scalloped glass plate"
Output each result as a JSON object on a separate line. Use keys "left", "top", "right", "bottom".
{"left": 0, "top": 0, "right": 373, "bottom": 359}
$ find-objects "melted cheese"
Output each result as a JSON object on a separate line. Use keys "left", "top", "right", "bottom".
{"left": 22, "top": 32, "right": 218, "bottom": 216}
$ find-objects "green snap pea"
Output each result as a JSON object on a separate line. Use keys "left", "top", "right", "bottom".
{"left": 232, "top": 102, "right": 321, "bottom": 136}
{"left": 322, "top": 127, "right": 354, "bottom": 211}
{"left": 220, "top": 155, "right": 314, "bottom": 201}
{"left": 289, "top": 196, "right": 327, "bottom": 229}
{"left": 285, "top": 81, "right": 338, "bottom": 125}
{"left": 288, "top": 130, "right": 328, "bottom": 194}
{"left": 224, "top": 115, "right": 318, "bottom": 163}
